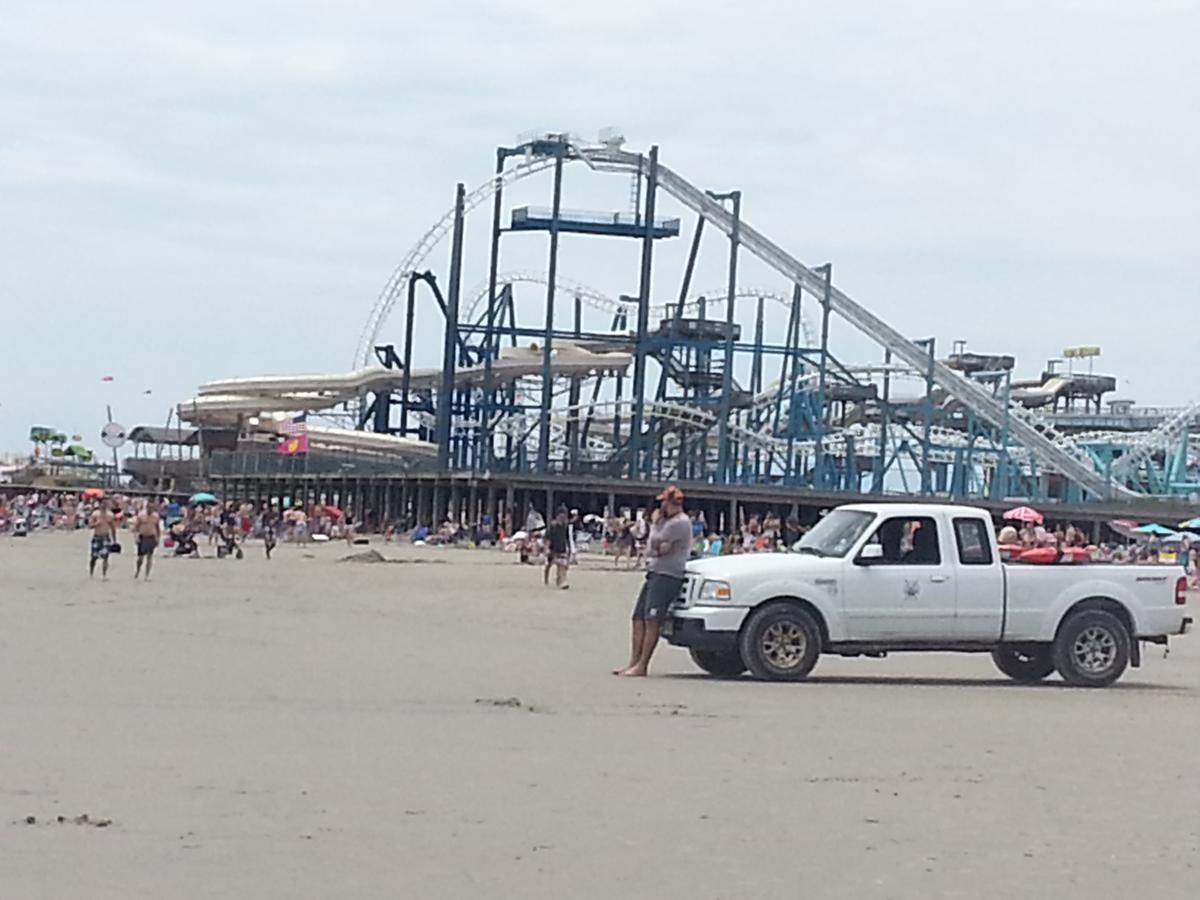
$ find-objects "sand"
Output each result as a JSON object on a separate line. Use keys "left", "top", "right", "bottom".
{"left": 2, "top": 531, "right": 1198, "bottom": 899}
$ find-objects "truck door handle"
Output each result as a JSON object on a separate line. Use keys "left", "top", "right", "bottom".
{"left": 929, "top": 575, "right": 949, "bottom": 583}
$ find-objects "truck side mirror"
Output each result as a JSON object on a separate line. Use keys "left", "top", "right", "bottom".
{"left": 855, "top": 543, "right": 884, "bottom": 566}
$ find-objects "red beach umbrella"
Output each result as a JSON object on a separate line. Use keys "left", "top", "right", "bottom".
{"left": 1003, "top": 506, "right": 1043, "bottom": 525}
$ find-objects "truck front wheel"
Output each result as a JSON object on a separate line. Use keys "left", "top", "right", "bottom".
{"left": 991, "top": 646, "right": 1055, "bottom": 682}
{"left": 688, "top": 648, "right": 747, "bottom": 678}
{"left": 1052, "top": 609, "right": 1130, "bottom": 687}
{"left": 739, "top": 603, "right": 821, "bottom": 682}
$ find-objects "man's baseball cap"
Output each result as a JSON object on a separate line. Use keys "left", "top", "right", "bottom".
{"left": 656, "top": 485, "right": 684, "bottom": 504}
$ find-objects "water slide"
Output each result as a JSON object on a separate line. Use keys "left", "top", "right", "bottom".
{"left": 305, "top": 425, "right": 437, "bottom": 459}
{"left": 1010, "top": 376, "right": 1076, "bottom": 408}
{"left": 1010, "top": 374, "right": 1118, "bottom": 409}
{"left": 177, "top": 344, "right": 633, "bottom": 460}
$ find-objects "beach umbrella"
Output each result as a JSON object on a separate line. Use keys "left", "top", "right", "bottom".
{"left": 81, "top": 487, "right": 105, "bottom": 499}
{"left": 1003, "top": 506, "right": 1043, "bottom": 524}
{"left": 190, "top": 492, "right": 218, "bottom": 505}
{"left": 1108, "top": 519, "right": 1140, "bottom": 540}
{"left": 1134, "top": 523, "right": 1175, "bottom": 536}
{"left": 1178, "top": 517, "right": 1200, "bottom": 530}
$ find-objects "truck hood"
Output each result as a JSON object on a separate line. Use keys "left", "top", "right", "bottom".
{"left": 686, "top": 553, "right": 834, "bottom": 582}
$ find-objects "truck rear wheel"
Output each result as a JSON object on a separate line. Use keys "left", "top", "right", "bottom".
{"left": 739, "top": 603, "right": 821, "bottom": 682}
{"left": 991, "top": 646, "right": 1055, "bottom": 682}
{"left": 688, "top": 648, "right": 746, "bottom": 678}
{"left": 1052, "top": 609, "right": 1130, "bottom": 687}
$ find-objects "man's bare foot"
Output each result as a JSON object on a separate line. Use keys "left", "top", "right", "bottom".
{"left": 612, "top": 665, "right": 634, "bottom": 675}
{"left": 620, "top": 666, "right": 648, "bottom": 677}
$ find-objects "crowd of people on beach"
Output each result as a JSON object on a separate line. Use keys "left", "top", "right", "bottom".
{"left": 0, "top": 490, "right": 370, "bottom": 579}
{"left": 3, "top": 487, "right": 1198, "bottom": 591}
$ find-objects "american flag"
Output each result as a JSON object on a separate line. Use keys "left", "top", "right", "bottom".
{"left": 283, "top": 413, "right": 308, "bottom": 436}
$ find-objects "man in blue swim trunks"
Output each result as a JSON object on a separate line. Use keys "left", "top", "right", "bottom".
{"left": 87, "top": 500, "right": 117, "bottom": 580}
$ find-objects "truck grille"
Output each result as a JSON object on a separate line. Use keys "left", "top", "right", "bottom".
{"left": 677, "top": 573, "right": 698, "bottom": 609}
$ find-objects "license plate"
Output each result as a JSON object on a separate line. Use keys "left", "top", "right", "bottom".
{"left": 660, "top": 617, "right": 674, "bottom": 637}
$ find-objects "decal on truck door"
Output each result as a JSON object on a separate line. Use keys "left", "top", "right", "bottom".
{"left": 904, "top": 579, "right": 920, "bottom": 598}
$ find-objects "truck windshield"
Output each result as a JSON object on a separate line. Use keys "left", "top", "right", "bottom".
{"left": 796, "top": 510, "right": 876, "bottom": 558}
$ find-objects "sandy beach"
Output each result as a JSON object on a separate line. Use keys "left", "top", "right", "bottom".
{"left": 2, "top": 531, "right": 1198, "bottom": 899}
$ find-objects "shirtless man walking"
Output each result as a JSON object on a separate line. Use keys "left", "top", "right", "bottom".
{"left": 134, "top": 501, "right": 162, "bottom": 580}
{"left": 87, "top": 500, "right": 117, "bottom": 580}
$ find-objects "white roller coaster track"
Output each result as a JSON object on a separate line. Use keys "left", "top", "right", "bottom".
{"left": 460, "top": 271, "right": 818, "bottom": 348}
{"left": 490, "top": 399, "right": 1009, "bottom": 470}
{"left": 462, "top": 271, "right": 625, "bottom": 320}
{"left": 1109, "top": 398, "right": 1200, "bottom": 480}
{"left": 355, "top": 155, "right": 558, "bottom": 368}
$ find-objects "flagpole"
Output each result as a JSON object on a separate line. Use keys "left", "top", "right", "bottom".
{"left": 105, "top": 404, "right": 119, "bottom": 489}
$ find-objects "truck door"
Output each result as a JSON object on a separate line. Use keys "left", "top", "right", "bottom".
{"left": 842, "top": 515, "right": 957, "bottom": 640}
{"left": 951, "top": 516, "right": 1005, "bottom": 640}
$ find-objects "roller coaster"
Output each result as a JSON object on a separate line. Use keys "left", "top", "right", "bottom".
{"left": 176, "top": 132, "right": 1200, "bottom": 506}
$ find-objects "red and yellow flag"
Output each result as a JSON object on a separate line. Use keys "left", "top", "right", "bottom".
{"left": 277, "top": 434, "right": 309, "bottom": 456}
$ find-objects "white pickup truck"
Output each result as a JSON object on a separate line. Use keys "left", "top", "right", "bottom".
{"left": 665, "top": 503, "right": 1192, "bottom": 687}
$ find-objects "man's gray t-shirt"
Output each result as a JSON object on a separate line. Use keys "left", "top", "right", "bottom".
{"left": 647, "top": 512, "right": 692, "bottom": 578}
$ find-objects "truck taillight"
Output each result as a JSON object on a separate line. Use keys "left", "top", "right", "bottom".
{"left": 1176, "top": 577, "right": 1188, "bottom": 606}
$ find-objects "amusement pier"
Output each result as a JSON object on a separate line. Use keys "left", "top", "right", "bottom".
{"left": 124, "top": 132, "right": 1199, "bottom": 529}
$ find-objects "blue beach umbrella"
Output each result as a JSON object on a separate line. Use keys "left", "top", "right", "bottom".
{"left": 1134, "top": 523, "right": 1176, "bottom": 536}
{"left": 190, "top": 492, "right": 218, "bottom": 505}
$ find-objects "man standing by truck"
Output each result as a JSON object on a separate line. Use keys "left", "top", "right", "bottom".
{"left": 614, "top": 485, "right": 692, "bottom": 677}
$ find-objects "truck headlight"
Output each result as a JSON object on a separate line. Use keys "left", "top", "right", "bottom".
{"left": 698, "top": 580, "right": 732, "bottom": 603}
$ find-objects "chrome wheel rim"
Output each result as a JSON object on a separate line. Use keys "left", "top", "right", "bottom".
{"left": 761, "top": 621, "right": 807, "bottom": 670}
{"left": 1072, "top": 626, "right": 1117, "bottom": 674}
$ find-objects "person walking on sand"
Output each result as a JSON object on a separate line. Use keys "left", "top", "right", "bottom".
{"left": 614, "top": 485, "right": 692, "bottom": 677}
{"left": 543, "top": 506, "right": 572, "bottom": 589}
{"left": 133, "top": 501, "right": 162, "bottom": 580}
{"left": 262, "top": 503, "right": 279, "bottom": 559}
{"left": 87, "top": 500, "right": 117, "bottom": 580}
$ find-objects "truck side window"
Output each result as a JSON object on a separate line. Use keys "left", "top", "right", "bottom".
{"left": 863, "top": 517, "right": 940, "bottom": 565}
{"left": 953, "top": 518, "right": 994, "bottom": 565}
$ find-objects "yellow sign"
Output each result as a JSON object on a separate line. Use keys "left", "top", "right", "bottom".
{"left": 1063, "top": 346, "right": 1101, "bottom": 359}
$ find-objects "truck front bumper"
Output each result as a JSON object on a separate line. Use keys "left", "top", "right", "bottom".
{"left": 663, "top": 606, "right": 748, "bottom": 653}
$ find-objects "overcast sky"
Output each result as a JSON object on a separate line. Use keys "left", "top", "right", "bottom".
{"left": 1, "top": 0, "right": 1196, "bottom": 453}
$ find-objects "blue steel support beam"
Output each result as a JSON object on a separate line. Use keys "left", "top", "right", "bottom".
{"left": 918, "top": 337, "right": 935, "bottom": 496}
{"left": 813, "top": 263, "right": 833, "bottom": 488}
{"left": 436, "top": 183, "right": 466, "bottom": 469}
{"left": 781, "top": 283, "right": 803, "bottom": 483}
{"left": 481, "top": 148, "right": 505, "bottom": 470}
{"left": 628, "top": 146, "right": 659, "bottom": 478}
{"left": 714, "top": 190, "right": 741, "bottom": 483}
{"left": 537, "top": 150, "right": 566, "bottom": 471}
{"left": 875, "top": 347, "right": 893, "bottom": 493}
{"left": 398, "top": 274, "right": 424, "bottom": 435}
